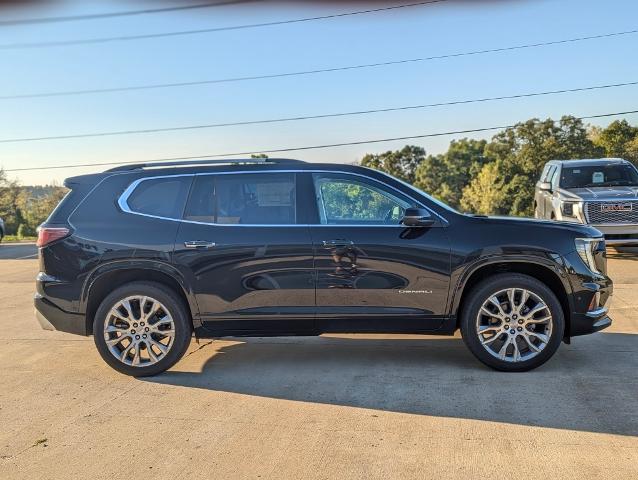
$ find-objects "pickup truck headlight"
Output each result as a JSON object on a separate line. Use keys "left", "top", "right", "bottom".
{"left": 561, "top": 202, "right": 576, "bottom": 217}
{"left": 575, "top": 238, "right": 602, "bottom": 273}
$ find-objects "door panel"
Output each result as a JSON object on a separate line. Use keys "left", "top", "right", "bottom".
{"left": 312, "top": 226, "right": 450, "bottom": 329}
{"left": 308, "top": 172, "right": 451, "bottom": 332}
{"left": 173, "top": 172, "right": 315, "bottom": 334}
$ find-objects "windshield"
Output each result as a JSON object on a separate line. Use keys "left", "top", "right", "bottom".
{"left": 559, "top": 163, "right": 638, "bottom": 188}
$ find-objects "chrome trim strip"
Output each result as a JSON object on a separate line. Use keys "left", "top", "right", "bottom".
{"left": 117, "top": 169, "right": 448, "bottom": 227}
{"left": 589, "top": 223, "right": 638, "bottom": 227}
{"left": 585, "top": 306, "right": 608, "bottom": 318}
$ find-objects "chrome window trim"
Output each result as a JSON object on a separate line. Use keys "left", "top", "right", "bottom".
{"left": 118, "top": 173, "right": 196, "bottom": 223}
{"left": 118, "top": 169, "right": 447, "bottom": 227}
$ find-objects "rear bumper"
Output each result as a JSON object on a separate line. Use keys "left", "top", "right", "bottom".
{"left": 34, "top": 293, "right": 88, "bottom": 336}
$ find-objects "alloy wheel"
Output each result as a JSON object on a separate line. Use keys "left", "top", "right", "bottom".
{"left": 475, "top": 288, "right": 553, "bottom": 363}
{"left": 103, "top": 295, "right": 175, "bottom": 367}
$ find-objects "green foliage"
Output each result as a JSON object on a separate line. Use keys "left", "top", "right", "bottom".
{"left": 473, "top": 116, "right": 603, "bottom": 216}
{"left": 414, "top": 139, "right": 490, "bottom": 209}
{"left": 591, "top": 120, "right": 638, "bottom": 165}
{"left": 2, "top": 234, "right": 38, "bottom": 242}
{"left": 0, "top": 168, "right": 67, "bottom": 236}
{"left": 360, "top": 145, "right": 426, "bottom": 184}
{"left": 360, "top": 116, "right": 634, "bottom": 218}
{"left": 459, "top": 162, "right": 505, "bottom": 215}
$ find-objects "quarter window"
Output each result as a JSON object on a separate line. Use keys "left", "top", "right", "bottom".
{"left": 184, "top": 173, "right": 297, "bottom": 225}
{"left": 126, "top": 176, "right": 192, "bottom": 219}
{"left": 312, "top": 173, "right": 415, "bottom": 225}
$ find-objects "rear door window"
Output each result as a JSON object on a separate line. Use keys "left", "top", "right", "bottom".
{"left": 126, "top": 176, "right": 193, "bottom": 219}
{"left": 184, "top": 173, "right": 297, "bottom": 225}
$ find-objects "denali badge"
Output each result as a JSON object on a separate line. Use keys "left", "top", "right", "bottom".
{"left": 600, "top": 203, "right": 632, "bottom": 212}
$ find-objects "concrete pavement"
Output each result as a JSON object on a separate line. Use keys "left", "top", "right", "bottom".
{"left": 0, "top": 242, "right": 37, "bottom": 260}
{"left": 0, "top": 258, "right": 636, "bottom": 479}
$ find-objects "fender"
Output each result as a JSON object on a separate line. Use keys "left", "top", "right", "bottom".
{"left": 80, "top": 259, "right": 202, "bottom": 325}
{"left": 447, "top": 252, "right": 575, "bottom": 317}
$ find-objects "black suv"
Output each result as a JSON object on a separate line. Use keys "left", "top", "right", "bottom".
{"left": 35, "top": 159, "right": 612, "bottom": 375}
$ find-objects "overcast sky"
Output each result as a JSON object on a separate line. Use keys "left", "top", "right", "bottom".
{"left": 1, "top": 0, "right": 637, "bottom": 185}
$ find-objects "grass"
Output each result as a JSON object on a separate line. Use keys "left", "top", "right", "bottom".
{"left": 1, "top": 235, "right": 37, "bottom": 243}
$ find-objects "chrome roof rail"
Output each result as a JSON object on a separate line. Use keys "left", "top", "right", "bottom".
{"left": 105, "top": 158, "right": 305, "bottom": 172}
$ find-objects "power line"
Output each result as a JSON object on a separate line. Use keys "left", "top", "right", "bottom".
{"left": 2, "top": 29, "right": 636, "bottom": 98}
{"left": 0, "top": 1, "right": 263, "bottom": 26}
{"left": 0, "top": 1, "right": 448, "bottom": 49}
{"left": 5, "top": 109, "right": 638, "bottom": 173}
{"left": 1, "top": 80, "right": 636, "bottom": 144}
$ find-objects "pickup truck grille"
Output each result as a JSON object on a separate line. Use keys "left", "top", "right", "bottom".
{"left": 585, "top": 201, "right": 638, "bottom": 224}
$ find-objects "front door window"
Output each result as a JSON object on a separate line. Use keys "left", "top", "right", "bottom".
{"left": 313, "top": 173, "right": 415, "bottom": 225}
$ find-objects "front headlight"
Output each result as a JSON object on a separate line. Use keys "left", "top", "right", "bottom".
{"left": 561, "top": 202, "right": 576, "bottom": 217}
{"left": 575, "top": 237, "right": 603, "bottom": 273}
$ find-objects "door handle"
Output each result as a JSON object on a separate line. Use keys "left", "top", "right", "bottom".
{"left": 322, "top": 239, "right": 354, "bottom": 247}
{"left": 184, "top": 240, "right": 216, "bottom": 249}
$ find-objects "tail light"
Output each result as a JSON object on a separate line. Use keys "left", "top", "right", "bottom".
{"left": 36, "top": 226, "right": 70, "bottom": 248}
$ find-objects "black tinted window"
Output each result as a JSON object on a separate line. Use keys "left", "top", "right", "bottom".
{"left": 127, "top": 176, "right": 192, "bottom": 219}
{"left": 184, "top": 173, "right": 296, "bottom": 225}
{"left": 560, "top": 164, "right": 638, "bottom": 188}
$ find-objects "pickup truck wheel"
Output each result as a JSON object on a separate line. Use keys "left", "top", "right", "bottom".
{"left": 460, "top": 273, "right": 564, "bottom": 372}
{"left": 94, "top": 282, "right": 192, "bottom": 377}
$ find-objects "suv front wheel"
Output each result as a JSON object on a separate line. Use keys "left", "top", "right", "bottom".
{"left": 93, "top": 282, "right": 193, "bottom": 376}
{"left": 460, "top": 273, "right": 564, "bottom": 372}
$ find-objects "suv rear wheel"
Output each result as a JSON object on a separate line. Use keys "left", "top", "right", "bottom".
{"left": 460, "top": 273, "right": 564, "bottom": 372}
{"left": 93, "top": 282, "right": 192, "bottom": 376}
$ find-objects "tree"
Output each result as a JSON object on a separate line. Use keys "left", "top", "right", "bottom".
{"left": 0, "top": 169, "right": 24, "bottom": 234}
{"left": 591, "top": 120, "right": 638, "bottom": 165}
{"left": 0, "top": 169, "right": 68, "bottom": 236}
{"left": 460, "top": 162, "right": 506, "bottom": 215}
{"left": 17, "top": 186, "right": 67, "bottom": 236}
{"left": 414, "top": 138, "right": 490, "bottom": 208}
{"left": 360, "top": 145, "right": 426, "bottom": 184}
{"left": 461, "top": 116, "right": 603, "bottom": 216}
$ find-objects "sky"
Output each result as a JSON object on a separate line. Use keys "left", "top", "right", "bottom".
{"left": 0, "top": 0, "right": 637, "bottom": 185}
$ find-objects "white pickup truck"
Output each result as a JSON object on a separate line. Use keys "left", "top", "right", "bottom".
{"left": 534, "top": 158, "right": 638, "bottom": 245}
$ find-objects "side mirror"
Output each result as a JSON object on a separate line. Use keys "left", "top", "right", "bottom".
{"left": 401, "top": 207, "right": 434, "bottom": 227}
{"left": 538, "top": 181, "right": 552, "bottom": 192}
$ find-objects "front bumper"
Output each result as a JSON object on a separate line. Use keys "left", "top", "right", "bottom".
{"left": 34, "top": 293, "right": 88, "bottom": 336}
{"left": 590, "top": 224, "right": 638, "bottom": 245}
{"left": 562, "top": 249, "right": 613, "bottom": 337}
{"left": 570, "top": 307, "right": 612, "bottom": 337}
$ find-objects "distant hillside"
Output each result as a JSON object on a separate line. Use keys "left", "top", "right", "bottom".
{"left": 22, "top": 185, "right": 66, "bottom": 199}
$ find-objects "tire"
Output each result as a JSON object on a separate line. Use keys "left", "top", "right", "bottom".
{"left": 93, "top": 281, "right": 192, "bottom": 376}
{"left": 460, "top": 273, "right": 564, "bottom": 372}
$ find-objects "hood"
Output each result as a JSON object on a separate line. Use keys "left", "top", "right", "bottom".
{"left": 559, "top": 186, "right": 638, "bottom": 201}
{"left": 465, "top": 214, "right": 601, "bottom": 237}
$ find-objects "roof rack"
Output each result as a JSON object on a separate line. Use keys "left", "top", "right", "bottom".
{"left": 105, "top": 158, "right": 305, "bottom": 172}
